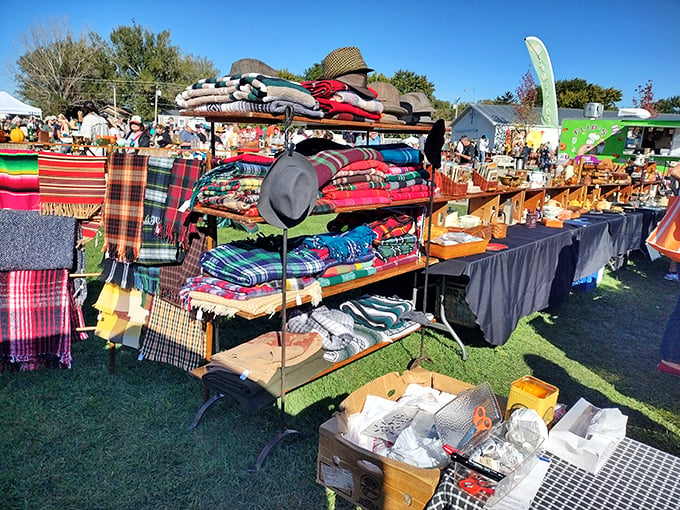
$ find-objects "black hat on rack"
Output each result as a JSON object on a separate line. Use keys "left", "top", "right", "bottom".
{"left": 258, "top": 151, "right": 318, "bottom": 229}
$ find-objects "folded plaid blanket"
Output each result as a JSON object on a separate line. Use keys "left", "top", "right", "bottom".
{"left": 375, "top": 235, "right": 418, "bottom": 262}
{"left": 139, "top": 297, "right": 206, "bottom": 371}
{"left": 320, "top": 260, "right": 373, "bottom": 278}
{"left": 184, "top": 99, "right": 324, "bottom": 119}
{"left": 322, "top": 189, "right": 391, "bottom": 201}
{"left": 372, "top": 252, "right": 419, "bottom": 270}
{"left": 384, "top": 169, "right": 430, "bottom": 182}
{"left": 321, "top": 181, "right": 386, "bottom": 193}
{"left": 0, "top": 149, "right": 39, "bottom": 211}
{"left": 38, "top": 152, "right": 107, "bottom": 218}
{"left": 318, "top": 267, "right": 377, "bottom": 287}
{"left": 339, "top": 294, "right": 414, "bottom": 330}
{"left": 369, "top": 214, "right": 416, "bottom": 243}
{"left": 137, "top": 156, "right": 178, "bottom": 265}
{"left": 386, "top": 180, "right": 430, "bottom": 190}
{"left": 0, "top": 210, "right": 76, "bottom": 270}
{"left": 0, "top": 269, "right": 76, "bottom": 370}
{"left": 180, "top": 274, "right": 315, "bottom": 303}
{"left": 187, "top": 280, "right": 322, "bottom": 318}
{"left": 325, "top": 195, "right": 391, "bottom": 208}
{"left": 307, "top": 148, "right": 383, "bottom": 188}
{"left": 200, "top": 240, "right": 325, "bottom": 286}
{"left": 389, "top": 190, "right": 431, "bottom": 201}
{"left": 301, "top": 79, "right": 377, "bottom": 99}
{"left": 103, "top": 153, "right": 148, "bottom": 262}
{"left": 369, "top": 144, "right": 423, "bottom": 165}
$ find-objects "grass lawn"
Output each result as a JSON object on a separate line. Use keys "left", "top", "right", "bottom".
{"left": 1, "top": 226, "right": 679, "bottom": 509}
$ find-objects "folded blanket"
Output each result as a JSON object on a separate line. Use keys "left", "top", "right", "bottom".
{"left": 369, "top": 143, "right": 423, "bottom": 165}
{"left": 384, "top": 169, "right": 430, "bottom": 181}
{"left": 369, "top": 214, "right": 416, "bottom": 243}
{"left": 322, "top": 189, "right": 391, "bottom": 201}
{"left": 386, "top": 179, "right": 430, "bottom": 190}
{"left": 181, "top": 274, "right": 315, "bottom": 303}
{"left": 200, "top": 240, "right": 325, "bottom": 286}
{"left": 184, "top": 99, "right": 324, "bottom": 119}
{"left": 321, "top": 260, "right": 373, "bottom": 278}
{"left": 307, "top": 147, "right": 383, "bottom": 188}
{"left": 326, "top": 195, "right": 392, "bottom": 208}
{"left": 38, "top": 152, "right": 107, "bottom": 218}
{"left": 339, "top": 294, "right": 414, "bottom": 330}
{"left": 321, "top": 181, "right": 386, "bottom": 193}
{"left": 332, "top": 91, "right": 384, "bottom": 114}
{"left": 323, "top": 323, "right": 385, "bottom": 363}
{"left": 301, "top": 79, "right": 377, "bottom": 99}
{"left": 318, "top": 267, "right": 377, "bottom": 287}
{"left": 301, "top": 226, "right": 376, "bottom": 264}
{"left": 0, "top": 149, "right": 39, "bottom": 211}
{"left": 389, "top": 190, "right": 431, "bottom": 201}
{"left": 317, "top": 98, "right": 381, "bottom": 120}
{"left": 187, "top": 281, "right": 322, "bottom": 318}
{"left": 287, "top": 305, "right": 355, "bottom": 351}
{"left": 103, "top": 152, "right": 148, "bottom": 262}
{"left": 0, "top": 210, "right": 76, "bottom": 271}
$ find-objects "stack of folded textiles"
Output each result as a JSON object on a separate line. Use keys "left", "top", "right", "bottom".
{"left": 190, "top": 153, "right": 274, "bottom": 215}
{"left": 368, "top": 214, "right": 420, "bottom": 269}
{"left": 176, "top": 73, "right": 324, "bottom": 119}
{"left": 180, "top": 236, "right": 325, "bottom": 317}
{"left": 301, "top": 79, "right": 383, "bottom": 121}
{"left": 369, "top": 143, "right": 431, "bottom": 201}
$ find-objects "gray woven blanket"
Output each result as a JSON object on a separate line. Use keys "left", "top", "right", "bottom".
{"left": 0, "top": 210, "right": 76, "bottom": 270}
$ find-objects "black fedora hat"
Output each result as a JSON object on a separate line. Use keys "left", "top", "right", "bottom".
{"left": 258, "top": 151, "right": 318, "bottom": 229}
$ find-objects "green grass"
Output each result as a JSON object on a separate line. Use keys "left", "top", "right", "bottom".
{"left": 1, "top": 235, "right": 679, "bottom": 509}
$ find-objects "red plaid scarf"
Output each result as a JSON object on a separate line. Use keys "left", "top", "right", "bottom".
{"left": 103, "top": 153, "right": 148, "bottom": 262}
{"left": 0, "top": 269, "right": 75, "bottom": 370}
{"left": 157, "top": 158, "right": 202, "bottom": 250}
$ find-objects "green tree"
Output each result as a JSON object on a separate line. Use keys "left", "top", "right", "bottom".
{"left": 108, "top": 24, "right": 218, "bottom": 120}
{"left": 390, "top": 69, "right": 435, "bottom": 101}
{"left": 655, "top": 96, "right": 680, "bottom": 114}
{"left": 535, "top": 78, "right": 622, "bottom": 110}
{"left": 278, "top": 68, "right": 304, "bottom": 82}
{"left": 302, "top": 63, "right": 323, "bottom": 81}
{"left": 12, "top": 19, "right": 114, "bottom": 115}
{"left": 494, "top": 91, "right": 516, "bottom": 104}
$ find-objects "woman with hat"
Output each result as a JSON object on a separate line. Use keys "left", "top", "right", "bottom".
{"left": 125, "top": 115, "right": 150, "bottom": 152}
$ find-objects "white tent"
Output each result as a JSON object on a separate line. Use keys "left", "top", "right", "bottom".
{"left": 0, "top": 91, "right": 42, "bottom": 118}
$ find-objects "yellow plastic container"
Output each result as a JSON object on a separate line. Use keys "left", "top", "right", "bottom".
{"left": 505, "top": 375, "right": 559, "bottom": 425}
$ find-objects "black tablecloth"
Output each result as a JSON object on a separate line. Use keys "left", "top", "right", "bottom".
{"left": 427, "top": 212, "right": 648, "bottom": 346}
{"left": 426, "top": 437, "right": 680, "bottom": 510}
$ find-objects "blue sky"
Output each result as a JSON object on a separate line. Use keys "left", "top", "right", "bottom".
{"left": 2, "top": 0, "right": 679, "bottom": 109}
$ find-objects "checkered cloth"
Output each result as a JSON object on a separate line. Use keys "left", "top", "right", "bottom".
{"left": 0, "top": 269, "right": 76, "bottom": 370}
{"left": 287, "top": 305, "right": 355, "bottom": 351}
{"left": 368, "top": 214, "right": 416, "bottom": 244}
{"left": 200, "top": 240, "right": 326, "bottom": 287}
{"left": 140, "top": 297, "right": 206, "bottom": 371}
{"left": 102, "top": 152, "right": 148, "bottom": 262}
{"left": 158, "top": 231, "right": 207, "bottom": 307}
{"left": 37, "top": 151, "right": 107, "bottom": 219}
{"left": 136, "top": 156, "right": 178, "bottom": 265}
{"left": 158, "top": 158, "right": 202, "bottom": 251}
{"left": 426, "top": 438, "right": 680, "bottom": 510}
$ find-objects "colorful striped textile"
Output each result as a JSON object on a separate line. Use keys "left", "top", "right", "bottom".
{"left": 325, "top": 195, "right": 392, "bottom": 208}
{"left": 102, "top": 153, "right": 148, "bottom": 262}
{"left": 200, "top": 240, "right": 325, "bottom": 287}
{"left": 321, "top": 260, "right": 373, "bottom": 278}
{"left": 0, "top": 149, "right": 39, "bottom": 210}
{"left": 180, "top": 275, "right": 314, "bottom": 303}
{"left": 0, "top": 210, "right": 76, "bottom": 270}
{"left": 323, "top": 324, "right": 384, "bottom": 363}
{"left": 0, "top": 269, "right": 77, "bottom": 370}
{"left": 158, "top": 158, "right": 202, "bottom": 250}
{"left": 339, "top": 294, "right": 414, "bottom": 331}
{"left": 306, "top": 148, "right": 382, "bottom": 188}
{"left": 369, "top": 214, "right": 416, "bottom": 243}
{"left": 318, "top": 267, "right": 377, "bottom": 287}
{"left": 370, "top": 143, "right": 423, "bottom": 165}
{"left": 375, "top": 235, "right": 418, "bottom": 262}
{"left": 37, "top": 151, "right": 107, "bottom": 218}
{"left": 136, "top": 156, "right": 178, "bottom": 265}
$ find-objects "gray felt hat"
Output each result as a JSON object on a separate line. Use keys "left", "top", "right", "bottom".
{"left": 229, "top": 58, "right": 279, "bottom": 77}
{"left": 258, "top": 151, "right": 318, "bottom": 229}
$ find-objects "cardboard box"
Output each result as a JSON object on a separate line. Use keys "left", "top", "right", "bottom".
{"left": 316, "top": 368, "right": 473, "bottom": 510}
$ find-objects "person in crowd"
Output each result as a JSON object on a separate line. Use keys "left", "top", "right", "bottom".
{"left": 154, "top": 124, "right": 172, "bottom": 148}
{"left": 227, "top": 123, "right": 240, "bottom": 149}
{"left": 367, "top": 131, "right": 382, "bottom": 145}
{"left": 9, "top": 121, "right": 25, "bottom": 143}
{"left": 455, "top": 135, "right": 476, "bottom": 165}
{"left": 267, "top": 125, "right": 285, "bottom": 151}
{"left": 78, "top": 101, "right": 109, "bottom": 155}
{"left": 658, "top": 164, "right": 680, "bottom": 377}
{"left": 354, "top": 132, "right": 366, "bottom": 146}
{"left": 477, "top": 134, "right": 489, "bottom": 164}
{"left": 195, "top": 124, "right": 208, "bottom": 143}
{"left": 342, "top": 131, "right": 356, "bottom": 145}
{"left": 125, "top": 115, "right": 150, "bottom": 152}
{"left": 664, "top": 165, "right": 680, "bottom": 282}
{"left": 179, "top": 124, "right": 197, "bottom": 149}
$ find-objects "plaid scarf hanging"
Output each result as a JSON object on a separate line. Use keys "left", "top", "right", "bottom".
{"left": 157, "top": 158, "right": 202, "bottom": 250}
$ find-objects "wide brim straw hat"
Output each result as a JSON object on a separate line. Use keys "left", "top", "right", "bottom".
{"left": 320, "top": 46, "right": 374, "bottom": 80}
{"left": 229, "top": 58, "right": 279, "bottom": 77}
{"left": 257, "top": 151, "right": 318, "bottom": 229}
{"left": 371, "top": 81, "right": 408, "bottom": 116}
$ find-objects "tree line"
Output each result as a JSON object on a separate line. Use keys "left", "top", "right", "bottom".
{"left": 12, "top": 20, "right": 680, "bottom": 121}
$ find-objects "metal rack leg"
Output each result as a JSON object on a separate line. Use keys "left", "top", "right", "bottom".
{"left": 187, "top": 393, "right": 226, "bottom": 430}
{"left": 437, "top": 285, "right": 468, "bottom": 361}
{"left": 247, "top": 427, "right": 303, "bottom": 474}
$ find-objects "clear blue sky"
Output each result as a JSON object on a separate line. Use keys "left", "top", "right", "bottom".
{"left": 2, "top": 1, "right": 679, "bottom": 109}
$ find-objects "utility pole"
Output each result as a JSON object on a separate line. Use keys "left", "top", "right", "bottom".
{"left": 154, "top": 87, "right": 161, "bottom": 126}
{"left": 113, "top": 84, "right": 117, "bottom": 124}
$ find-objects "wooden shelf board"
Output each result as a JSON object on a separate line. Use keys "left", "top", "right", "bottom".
{"left": 181, "top": 110, "right": 432, "bottom": 133}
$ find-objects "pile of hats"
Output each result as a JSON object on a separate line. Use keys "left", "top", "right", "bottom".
{"left": 399, "top": 92, "right": 436, "bottom": 125}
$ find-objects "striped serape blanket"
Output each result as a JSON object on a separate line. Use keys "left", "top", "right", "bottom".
{"left": 185, "top": 99, "right": 324, "bottom": 119}
{"left": 339, "top": 294, "right": 414, "bottom": 331}
{"left": 318, "top": 267, "right": 377, "bottom": 287}
{"left": 102, "top": 153, "right": 148, "bottom": 263}
{"left": 0, "top": 149, "right": 39, "bottom": 210}
{"left": 139, "top": 297, "right": 206, "bottom": 372}
{"left": 0, "top": 269, "right": 79, "bottom": 370}
{"left": 37, "top": 151, "right": 107, "bottom": 218}
{"left": 306, "top": 148, "right": 383, "bottom": 188}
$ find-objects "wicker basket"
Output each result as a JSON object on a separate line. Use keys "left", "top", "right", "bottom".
{"left": 427, "top": 226, "right": 490, "bottom": 259}
{"left": 472, "top": 170, "right": 498, "bottom": 192}
{"left": 491, "top": 210, "right": 508, "bottom": 239}
{"left": 438, "top": 172, "right": 469, "bottom": 197}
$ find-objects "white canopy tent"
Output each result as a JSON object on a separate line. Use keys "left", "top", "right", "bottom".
{"left": 0, "top": 91, "right": 42, "bottom": 118}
